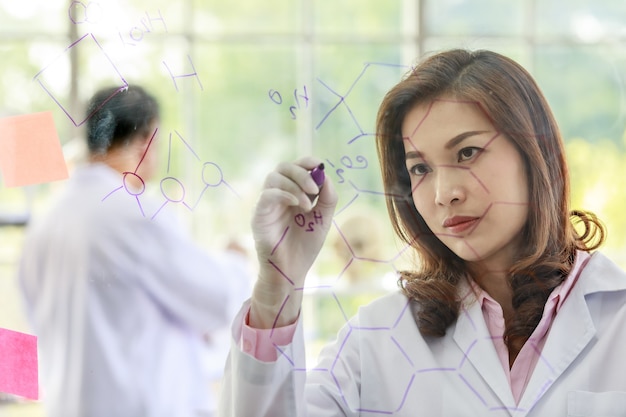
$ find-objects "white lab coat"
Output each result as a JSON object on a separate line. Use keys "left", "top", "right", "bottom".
{"left": 19, "top": 163, "right": 251, "bottom": 417}
{"left": 219, "top": 251, "right": 626, "bottom": 416}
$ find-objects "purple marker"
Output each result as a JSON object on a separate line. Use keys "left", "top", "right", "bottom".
{"left": 309, "top": 163, "right": 325, "bottom": 203}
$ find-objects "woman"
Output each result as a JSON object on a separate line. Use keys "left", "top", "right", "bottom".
{"left": 219, "top": 49, "right": 626, "bottom": 416}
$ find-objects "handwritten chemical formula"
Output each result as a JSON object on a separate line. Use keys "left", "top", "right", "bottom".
{"left": 268, "top": 86, "right": 310, "bottom": 120}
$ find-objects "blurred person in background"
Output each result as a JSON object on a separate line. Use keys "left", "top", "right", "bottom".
{"left": 18, "top": 85, "right": 251, "bottom": 417}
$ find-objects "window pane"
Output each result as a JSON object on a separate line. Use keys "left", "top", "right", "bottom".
{"left": 2, "top": 42, "right": 68, "bottom": 114}
{"left": 0, "top": 0, "right": 66, "bottom": 34}
{"left": 314, "top": 0, "right": 404, "bottom": 35}
{"left": 1, "top": 40, "right": 77, "bottom": 149}
{"left": 423, "top": 0, "right": 525, "bottom": 37}
{"left": 535, "top": 0, "right": 626, "bottom": 40}
{"left": 534, "top": 45, "right": 626, "bottom": 143}
{"left": 194, "top": 0, "right": 298, "bottom": 34}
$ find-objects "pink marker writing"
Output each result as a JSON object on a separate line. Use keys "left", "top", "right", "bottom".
{"left": 309, "top": 163, "right": 325, "bottom": 203}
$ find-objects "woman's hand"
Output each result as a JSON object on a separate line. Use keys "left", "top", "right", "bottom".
{"left": 250, "top": 157, "right": 337, "bottom": 328}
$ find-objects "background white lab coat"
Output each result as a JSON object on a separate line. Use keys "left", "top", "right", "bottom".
{"left": 19, "top": 163, "right": 251, "bottom": 417}
{"left": 220, "top": 252, "right": 626, "bottom": 416}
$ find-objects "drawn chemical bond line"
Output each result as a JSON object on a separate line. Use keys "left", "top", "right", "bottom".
{"left": 102, "top": 127, "right": 238, "bottom": 220}
{"left": 101, "top": 127, "right": 158, "bottom": 217}
{"left": 315, "top": 62, "right": 411, "bottom": 134}
{"left": 330, "top": 219, "right": 412, "bottom": 285}
{"left": 33, "top": 33, "right": 129, "bottom": 127}
{"left": 165, "top": 130, "right": 239, "bottom": 208}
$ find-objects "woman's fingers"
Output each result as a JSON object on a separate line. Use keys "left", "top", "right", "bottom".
{"left": 262, "top": 159, "right": 329, "bottom": 211}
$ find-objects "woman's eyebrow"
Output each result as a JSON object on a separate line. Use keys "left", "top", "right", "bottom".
{"left": 405, "top": 130, "right": 489, "bottom": 161}
{"left": 405, "top": 150, "right": 423, "bottom": 161}
{"left": 444, "top": 130, "right": 489, "bottom": 150}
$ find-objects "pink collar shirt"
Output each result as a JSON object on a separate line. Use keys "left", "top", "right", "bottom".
{"left": 466, "top": 251, "right": 591, "bottom": 404}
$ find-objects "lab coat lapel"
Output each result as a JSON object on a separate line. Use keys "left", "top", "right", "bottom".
{"left": 517, "top": 252, "right": 625, "bottom": 413}
{"left": 453, "top": 297, "right": 517, "bottom": 410}
{"left": 516, "top": 286, "right": 595, "bottom": 413}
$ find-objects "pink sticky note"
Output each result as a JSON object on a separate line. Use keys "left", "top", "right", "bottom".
{"left": 0, "top": 328, "right": 38, "bottom": 400}
{"left": 0, "top": 111, "right": 69, "bottom": 187}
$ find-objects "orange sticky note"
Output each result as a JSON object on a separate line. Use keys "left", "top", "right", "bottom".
{"left": 0, "top": 111, "right": 69, "bottom": 187}
{"left": 0, "top": 327, "right": 38, "bottom": 400}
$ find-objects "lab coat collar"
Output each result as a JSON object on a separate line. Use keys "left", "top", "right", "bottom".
{"left": 453, "top": 281, "right": 518, "bottom": 409}
{"left": 518, "top": 251, "right": 626, "bottom": 413}
{"left": 453, "top": 251, "right": 626, "bottom": 416}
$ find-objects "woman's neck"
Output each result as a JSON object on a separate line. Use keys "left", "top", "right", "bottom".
{"left": 470, "top": 266, "right": 515, "bottom": 319}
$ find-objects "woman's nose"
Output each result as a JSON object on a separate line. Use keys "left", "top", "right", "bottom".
{"left": 434, "top": 167, "right": 466, "bottom": 206}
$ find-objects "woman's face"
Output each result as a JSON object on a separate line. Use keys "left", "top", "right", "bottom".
{"left": 401, "top": 97, "right": 529, "bottom": 272}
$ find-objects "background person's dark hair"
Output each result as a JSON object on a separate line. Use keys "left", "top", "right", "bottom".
{"left": 85, "top": 85, "right": 160, "bottom": 154}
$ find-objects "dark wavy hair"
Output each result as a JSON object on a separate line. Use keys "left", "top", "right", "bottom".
{"left": 376, "top": 49, "right": 605, "bottom": 358}
{"left": 85, "top": 85, "right": 159, "bottom": 154}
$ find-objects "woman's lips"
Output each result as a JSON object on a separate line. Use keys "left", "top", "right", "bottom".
{"left": 442, "top": 216, "right": 480, "bottom": 234}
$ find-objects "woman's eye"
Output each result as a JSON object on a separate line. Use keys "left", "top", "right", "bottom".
{"left": 458, "top": 147, "right": 482, "bottom": 162}
{"left": 408, "top": 163, "right": 431, "bottom": 176}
